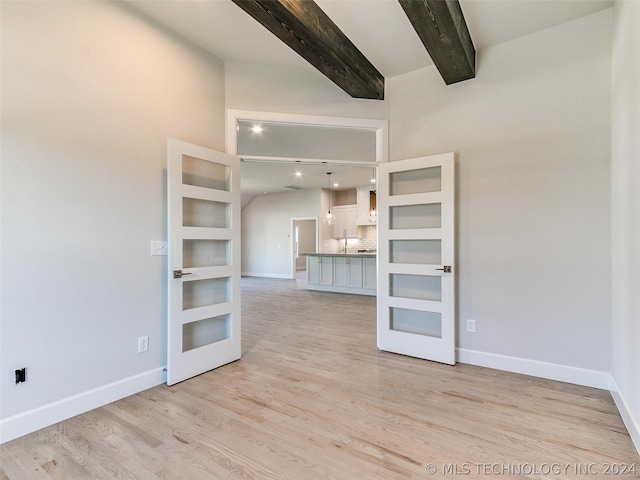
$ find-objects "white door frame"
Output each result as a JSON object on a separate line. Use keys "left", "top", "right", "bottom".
{"left": 227, "top": 109, "right": 388, "bottom": 281}
{"left": 291, "top": 217, "right": 319, "bottom": 279}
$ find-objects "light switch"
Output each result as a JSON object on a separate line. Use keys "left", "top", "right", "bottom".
{"left": 151, "top": 241, "right": 168, "bottom": 256}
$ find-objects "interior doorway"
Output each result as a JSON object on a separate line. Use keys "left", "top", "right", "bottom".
{"left": 230, "top": 109, "right": 387, "bottom": 282}
{"left": 292, "top": 218, "right": 317, "bottom": 277}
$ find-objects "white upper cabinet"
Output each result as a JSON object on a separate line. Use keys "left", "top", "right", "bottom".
{"left": 356, "top": 186, "right": 377, "bottom": 225}
{"left": 332, "top": 205, "right": 358, "bottom": 238}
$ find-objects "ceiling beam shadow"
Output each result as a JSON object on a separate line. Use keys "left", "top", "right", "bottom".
{"left": 231, "top": 0, "right": 385, "bottom": 100}
{"left": 398, "top": 0, "right": 475, "bottom": 85}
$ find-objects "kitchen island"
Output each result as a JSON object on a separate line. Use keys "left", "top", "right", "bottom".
{"left": 305, "top": 253, "right": 377, "bottom": 296}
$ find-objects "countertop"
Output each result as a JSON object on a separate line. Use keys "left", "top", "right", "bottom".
{"left": 304, "top": 252, "right": 377, "bottom": 257}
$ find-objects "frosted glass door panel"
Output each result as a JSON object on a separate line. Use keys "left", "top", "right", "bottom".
{"left": 182, "top": 155, "right": 230, "bottom": 191}
{"left": 390, "top": 203, "right": 441, "bottom": 230}
{"left": 168, "top": 139, "right": 241, "bottom": 385}
{"left": 389, "top": 240, "right": 441, "bottom": 265}
{"left": 183, "top": 314, "right": 230, "bottom": 352}
{"left": 390, "top": 166, "right": 441, "bottom": 196}
{"left": 182, "top": 277, "right": 230, "bottom": 311}
{"left": 182, "top": 198, "right": 229, "bottom": 228}
{"left": 183, "top": 240, "right": 230, "bottom": 268}
{"left": 390, "top": 274, "right": 441, "bottom": 301}
{"left": 377, "top": 152, "right": 454, "bottom": 365}
{"left": 390, "top": 307, "right": 442, "bottom": 338}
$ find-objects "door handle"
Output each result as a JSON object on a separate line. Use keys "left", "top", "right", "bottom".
{"left": 435, "top": 266, "right": 452, "bottom": 273}
{"left": 173, "top": 270, "right": 193, "bottom": 279}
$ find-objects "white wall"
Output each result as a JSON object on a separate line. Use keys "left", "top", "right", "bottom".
{"left": 242, "top": 189, "right": 321, "bottom": 277}
{"left": 225, "top": 62, "right": 389, "bottom": 120}
{"left": 389, "top": 11, "right": 613, "bottom": 375}
{"left": 611, "top": 0, "right": 640, "bottom": 451}
{"left": 0, "top": 1, "right": 226, "bottom": 440}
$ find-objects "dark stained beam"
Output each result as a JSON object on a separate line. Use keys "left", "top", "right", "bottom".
{"left": 231, "top": 0, "right": 384, "bottom": 100}
{"left": 398, "top": 0, "right": 475, "bottom": 85}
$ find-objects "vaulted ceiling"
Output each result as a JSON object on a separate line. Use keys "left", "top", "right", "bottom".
{"left": 124, "top": 0, "right": 613, "bottom": 204}
{"left": 127, "top": 0, "right": 612, "bottom": 83}
{"left": 229, "top": 0, "right": 475, "bottom": 98}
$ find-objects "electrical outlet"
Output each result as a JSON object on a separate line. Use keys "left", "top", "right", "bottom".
{"left": 138, "top": 336, "right": 149, "bottom": 353}
{"left": 467, "top": 319, "right": 476, "bottom": 333}
{"left": 15, "top": 367, "right": 26, "bottom": 384}
{"left": 150, "top": 241, "right": 167, "bottom": 256}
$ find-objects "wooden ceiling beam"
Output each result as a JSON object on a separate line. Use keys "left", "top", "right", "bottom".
{"left": 231, "top": 0, "right": 385, "bottom": 100}
{"left": 398, "top": 0, "right": 475, "bottom": 85}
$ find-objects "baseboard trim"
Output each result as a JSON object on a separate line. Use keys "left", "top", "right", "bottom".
{"left": 241, "top": 272, "right": 292, "bottom": 279}
{"left": 457, "top": 348, "right": 611, "bottom": 390}
{"left": 3, "top": 356, "right": 636, "bottom": 457}
{"left": 610, "top": 378, "right": 640, "bottom": 455}
{"left": 0, "top": 367, "right": 166, "bottom": 444}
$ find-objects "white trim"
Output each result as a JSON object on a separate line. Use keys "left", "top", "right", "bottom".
{"left": 291, "top": 216, "right": 319, "bottom": 280}
{"left": 241, "top": 272, "right": 291, "bottom": 279}
{"left": 240, "top": 155, "right": 379, "bottom": 166}
{"left": 226, "top": 109, "right": 388, "bottom": 163}
{"left": 610, "top": 378, "right": 640, "bottom": 455}
{"left": 306, "top": 284, "right": 376, "bottom": 296}
{"left": 2, "top": 352, "right": 637, "bottom": 456}
{"left": 0, "top": 367, "right": 165, "bottom": 444}
{"left": 457, "top": 348, "right": 612, "bottom": 390}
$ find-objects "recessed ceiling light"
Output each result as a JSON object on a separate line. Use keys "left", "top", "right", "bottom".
{"left": 251, "top": 125, "right": 263, "bottom": 133}
{"left": 295, "top": 171, "right": 302, "bottom": 177}
{"left": 333, "top": 181, "right": 339, "bottom": 188}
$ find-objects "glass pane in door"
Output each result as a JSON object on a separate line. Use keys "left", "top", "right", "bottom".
{"left": 182, "top": 155, "right": 230, "bottom": 191}
{"left": 390, "top": 307, "right": 442, "bottom": 338}
{"left": 183, "top": 314, "right": 231, "bottom": 352}
{"left": 390, "top": 203, "right": 441, "bottom": 229}
{"left": 183, "top": 240, "right": 230, "bottom": 268}
{"left": 182, "top": 198, "right": 229, "bottom": 228}
{"left": 390, "top": 274, "right": 441, "bottom": 301}
{"left": 183, "top": 278, "right": 231, "bottom": 310}
{"left": 389, "top": 239, "right": 441, "bottom": 265}
{"left": 389, "top": 166, "right": 441, "bottom": 195}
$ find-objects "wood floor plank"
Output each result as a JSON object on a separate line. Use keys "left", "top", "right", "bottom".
{"left": 1, "top": 276, "right": 638, "bottom": 479}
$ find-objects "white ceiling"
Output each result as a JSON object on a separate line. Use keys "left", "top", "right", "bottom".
{"left": 240, "top": 160, "right": 378, "bottom": 205}
{"left": 126, "top": 0, "right": 613, "bottom": 205}
{"left": 127, "top": 0, "right": 612, "bottom": 78}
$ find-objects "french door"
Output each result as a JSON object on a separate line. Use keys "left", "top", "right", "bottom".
{"left": 166, "top": 139, "right": 241, "bottom": 385}
{"left": 377, "top": 152, "right": 455, "bottom": 364}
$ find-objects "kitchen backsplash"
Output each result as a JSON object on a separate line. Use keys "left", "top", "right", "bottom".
{"left": 340, "top": 225, "right": 377, "bottom": 253}
{"left": 360, "top": 225, "right": 377, "bottom": 251}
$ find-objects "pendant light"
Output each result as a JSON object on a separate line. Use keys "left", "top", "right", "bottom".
{"left": 323, "top": 172, "right": 335, "bottom": 225}
{"left": 368, "top": 167, "right": 377, "bottom": 223}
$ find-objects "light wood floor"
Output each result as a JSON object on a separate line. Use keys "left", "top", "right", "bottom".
{"left": 2, "top": 277, "right": 638, "bottom": 479}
